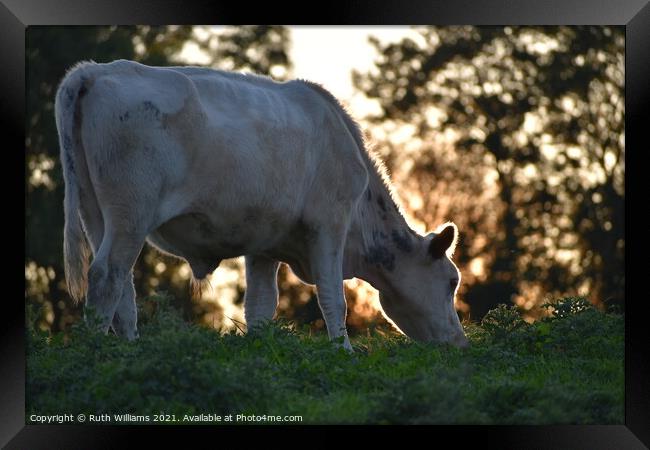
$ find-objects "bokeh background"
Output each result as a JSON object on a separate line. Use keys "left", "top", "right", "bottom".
{"left": 25, "top": 26, "right": 624, "bottom": 334}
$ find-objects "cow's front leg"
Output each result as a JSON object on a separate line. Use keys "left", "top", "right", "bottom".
{"left": 308, "top": 230, "right": 353, "bottom": 352}
{"left": 244, "top": 255, "right": 280, "bottom": 330}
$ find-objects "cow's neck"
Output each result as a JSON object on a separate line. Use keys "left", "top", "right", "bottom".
{"left": 343, "top": 175, "right": 418, "bottom": 294}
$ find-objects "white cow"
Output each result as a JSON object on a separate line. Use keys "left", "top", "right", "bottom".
{"left": 55, "top": 59, "right": 469, "bottom": 350}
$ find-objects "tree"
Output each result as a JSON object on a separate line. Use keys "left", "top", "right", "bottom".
{"left": 199, "top": 25, "right": 292, "bottom": 79}
{"left": 354, "top": 26, "right": 624, "bottom": 318}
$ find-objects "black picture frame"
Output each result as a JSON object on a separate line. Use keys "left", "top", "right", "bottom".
{"left": 6, "top": 0, "right": 649, "bottom": 447}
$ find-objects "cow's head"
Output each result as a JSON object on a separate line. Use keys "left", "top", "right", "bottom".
{"left": 377, "top": 223, "right": 469, "bottom": 348}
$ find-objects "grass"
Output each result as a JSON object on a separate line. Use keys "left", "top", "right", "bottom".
{"left": 26, "top": 296, "right": 624, "bottom": 425}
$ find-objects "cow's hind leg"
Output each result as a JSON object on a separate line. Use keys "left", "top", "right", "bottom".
{"left": 80, "top": 195, "right": 140, "bottom": 340}
{"left": 78, "top": 194, "right": 137, "bottom": 339}
{"left": 244, "top": 255, "right": 280, "bottom": 330}
{"left": 85, "top": 224, "right": 146, "bottom": 335}
{"left": 111, "top": 273, "right": 139, "bottom": 340}
{"left": 308, "top": 227, "right": 353, "bottom": 352}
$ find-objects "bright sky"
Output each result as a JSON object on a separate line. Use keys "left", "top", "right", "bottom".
{"left": 289, "top": 26, "right": 415, "bottom": 116}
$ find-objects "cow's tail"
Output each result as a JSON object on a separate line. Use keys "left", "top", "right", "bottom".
{"left": 54, "top": 62, "right": 95, "bottom": 304}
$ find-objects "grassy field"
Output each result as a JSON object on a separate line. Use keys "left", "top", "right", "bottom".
{"left": 26, "top": 296, "right": 623, "bottom": 425}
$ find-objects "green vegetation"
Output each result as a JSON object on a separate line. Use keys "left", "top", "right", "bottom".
{"left": 26, "top": 296, "right": 623, "bottom": 424}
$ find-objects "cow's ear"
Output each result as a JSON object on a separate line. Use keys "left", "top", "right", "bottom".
{"left": 428, "top": 224, "right": 457, "bottom": 259}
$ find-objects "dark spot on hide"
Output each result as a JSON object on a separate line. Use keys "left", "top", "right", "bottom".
{"left": 65, "top": 87, "right": 75, "bottom": 108}
{"left": 377, "top": 196, "right": 387, "bottom": 212}
{"left": 141, "top": 101, "right": 167, "bottom": 128}
{"left": 63, "top": 134, "right": 73, "bottom": 152}
{"left": 372, "top": 230, "right": 388, "bottom": 241}
{"left": 142, "top": 101, "right": 161, "bottom": 119}
{"left": 391, "top": 229, "right": 413, "bottom": 253}
{"left": 78, "top": 77, "right": 88, "bottom": 98}
{"left": 64, "top": 150, "right": 75, "bottom": 176}
{"left": 364, "top": 244, "right": 395, "bottom": 272}
{"left": 143, "top": 144, "right": 157, "bottom": 156}
{"left": 365, "top": 230, "right": 397, "bottom": 271}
